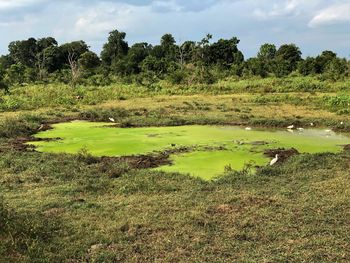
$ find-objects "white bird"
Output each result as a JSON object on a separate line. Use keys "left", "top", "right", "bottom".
{"left": 287, "top": 125, "right": 295, "bottom": 129}
{"left": 270, "top": 154, "right": 279, "bottom": 166}
{"left": 340, "top": 122, "right": 344, "bottom": 125}
{"left": 245, "top": 127, "right": 252, "bottom": 131}
{"left": 109, "top": 118, "right": 115, "bottom": 123}
{"left": 310, "top": 123, "right": 314, "bottom": 126}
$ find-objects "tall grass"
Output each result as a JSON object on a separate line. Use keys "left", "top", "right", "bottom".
{"left": 1, "top": 77, "right": 350, "bottom": 112}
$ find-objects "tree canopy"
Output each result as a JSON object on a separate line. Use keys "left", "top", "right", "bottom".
{"left": 0, "top": 29, "right": 348, "bottom": 88}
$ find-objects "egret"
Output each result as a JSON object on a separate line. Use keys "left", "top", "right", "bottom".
{"left": 310, "top": 123, "right": 314, "bottom": 126}
{"left": 287, "top": 125, "right": 294, "bottom": 129}
{"left": 38, "top": 124, "right": 44, "bottom": 131}
{"left": 341, "top": 122, "right": 344, "bottom": 125}
{"left": 109, "top": 118, "right": 115, "bottom": 123}
{"left": 270, "top": 154, "right": 279, "bottom": 166}
{"left": 245, "top": 127, "right": 252, "bottom": 131}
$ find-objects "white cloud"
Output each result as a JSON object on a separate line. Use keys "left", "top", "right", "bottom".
{"left": 0, "top": 0, "right": 45, "bottom": 10}
{"left": 73, "top": 3, "right": 148, "bottom": 38}
{"left": 253, "top": 0, "right": 322, "bottom": 19}
{"left": 309, "top": 2, "right": 350, "bottom": 27}
{"left": 0, "top": 0, "right": 349, "bottom": 58}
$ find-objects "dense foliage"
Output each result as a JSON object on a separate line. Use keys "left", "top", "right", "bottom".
{"left": 0, "top": 30, "right": 349, "bottom": 88}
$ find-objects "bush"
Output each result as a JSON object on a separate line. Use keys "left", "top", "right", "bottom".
{"left": 0, "top": 115, "right": 43, "bottom": 138}
{"left": 168, "top": 69, "right": 188, "bottom": 84}
{"left": 321, "top": 94, "right": 350, "bottom": 113}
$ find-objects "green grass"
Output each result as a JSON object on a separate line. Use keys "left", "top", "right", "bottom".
{"left": 1, "top": 77, "right": 350, "bottom": 261}
{"left": 1, "top": 76, "right": 350, "bottom": 112}
{"left": 0, "top": 148, "right": 349, "bottom": 262}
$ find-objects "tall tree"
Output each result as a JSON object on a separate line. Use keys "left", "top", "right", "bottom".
{"left": 160, "top": 33, "right": 176, "bottom": 60}
{"left": 257, "top": 43, "right": 276, "bottom": 61}
{"left": 298, "top": 57, "right": 317, "bottom": 76}
{"left": 59, "top": 41, "right": 89, "bottom": 85}
{"left": 101, "top": 30, "right": 129, "bottom": 66}
{"left": 59, "top": 41, "right": 89, "bottom": 64}
{"left": 177, "top": 41, "right": 195, "bottom": 68}
{"left": 208, "top": 37, "right": 244, "bottom": 68}
{"left": 274, "top": 44, "right": 302, "bottom": 76}
{"left": 123, "top": 42, "right": 152, "bottom": 74}
{"left": 37, "top": 37, "right": 58, "bottom": 52}
{"left": 8, "top": 38, "right": 38, "bottom": 68}
{"left": 78, "top": 51, "right": 101, "bottom": 70}
{"left": 315, "top": 51, "right": 337, "bottom": 74}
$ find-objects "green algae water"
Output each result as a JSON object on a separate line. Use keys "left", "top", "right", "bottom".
{"left": 28, "top": 121, "right": 350, "bottom": 180}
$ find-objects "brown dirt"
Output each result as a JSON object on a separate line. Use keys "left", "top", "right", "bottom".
{"left": 343, "top": 144, "right": 350, "bottom": 151}
{"left": 115, "top": 154, "right": 172, "bottom": 169}
{"left": 264, "top": 148, "right": 300, "bottom": 163}
{"left": 9, "top": 137, "right": 35, "bottom": 152}
{"left": 37, "top": 123, "right": 53, "bottom": 132}
{"left": 102, "top": 147, "right": 191, "bottom": 170}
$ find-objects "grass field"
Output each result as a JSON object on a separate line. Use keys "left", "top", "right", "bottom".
{"left": 1, "top": 77, "right": 350, "bottom": 262}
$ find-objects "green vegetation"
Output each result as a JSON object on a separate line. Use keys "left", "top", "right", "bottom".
{"left": 1, "top": 142, "right": 350, "bottom": 262}
{"left": 1, "top": 29, "right": 350, "bottom": 262}
{"left": 29, "top": 121, "right": 350, "bottom": 179}
{"left": 0, "top": 29, "right": 349, "bottom": 90}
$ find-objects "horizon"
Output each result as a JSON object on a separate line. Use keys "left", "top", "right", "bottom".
{"left": 0, "top": 0, "right": 350, "bottom": 58}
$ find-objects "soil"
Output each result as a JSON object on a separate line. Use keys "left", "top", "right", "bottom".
{"left": 264, "top": 148, "right": 300, "bottom": 163}
{"left": 102, "top": 147, "right": 191, "bottom": 170}
{"left": 343, "top": 144, "right": 350, "bottom": 151}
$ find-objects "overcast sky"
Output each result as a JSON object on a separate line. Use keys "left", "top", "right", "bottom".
{"left": 0, "top": 0, "right": 350, "bottom": 58}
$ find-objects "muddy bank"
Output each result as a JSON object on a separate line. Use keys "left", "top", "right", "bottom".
{"left": 264, "top": 148, "right": 299, "bottom": 163}
{"left": 102, "top": 147, "right": 191, "bottom": 170}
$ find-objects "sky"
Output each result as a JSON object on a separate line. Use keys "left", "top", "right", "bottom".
{"left": 0, "top": 0, "right": 350, "bottom": 58}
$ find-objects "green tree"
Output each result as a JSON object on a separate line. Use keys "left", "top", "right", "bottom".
{"left": 101, "top": 30, "right": 129, "bottom": 67}
{"left": 141, "top": 55, "right": 169, "bottom": 77}
{"left": 0, "top": 55, "right": 15, "bottom": 69}
{"left": 257, "top": 43, "right": 276, "bottom": 61}
{"left": 38, "top": 46, "right": 62, "bottom": 73}
{"left": 323, "top": 57, "right": 348, "bottom": 81}
{"left": 245, "top": 58, "right": 267, "bottom": 77}
{"left": 177, "top": 41, "right": 196, "bottom": 68}
{"left": 59, "top": 41, "right": 89, "bottom": 65}
{"left": 8, "top": 38, "right": 38, "bottom": 68}
{"left": 115, "top": 42, "right": 151, "bottom": 75}
{"left": 208, "top": 37, "right": 244, "bottom": 68}
{"left": 160, "top": 34, "right": 176, "bottom": 61}
{"left": 274, "top": 44, "right": 302, "bottom": 76}
{"left": 37, "top": 37, "right": 58, "bottom": 52}
{"left": 78, "top": 51, "right": 101, "bottom": 70}
{"left": 0, "top": 65, "right": 9, "bottom": 93}
{"left": 315, "top": 51, "right": 337, "bottom": 74}
{"left": 298, "top": 57, "right": 316, "bottom": 76}
{"left": 6, "top": 63, "right": 26, "bottom": 84}
{"left": 193, "top": 34, "right": 213, "bottom": 67}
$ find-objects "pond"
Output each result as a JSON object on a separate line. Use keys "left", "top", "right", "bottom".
{"left": 28, "top": 121, "right": 350, "bottom": 180}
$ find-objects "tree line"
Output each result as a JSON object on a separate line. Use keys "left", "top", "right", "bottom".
{"left": 0, "top": 29, "right": 349, "bottom": 91}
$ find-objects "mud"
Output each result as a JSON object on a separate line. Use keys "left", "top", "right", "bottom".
{"left": 264, "top": 148, "right": 300, "bottom": 163}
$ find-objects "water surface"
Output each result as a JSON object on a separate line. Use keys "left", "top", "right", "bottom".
{"left": 29, "top": 121, "right": 350, "bottom": 179}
